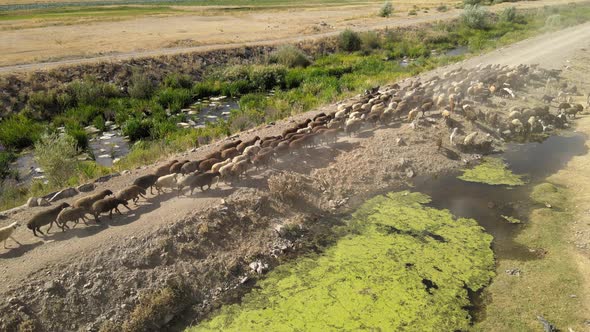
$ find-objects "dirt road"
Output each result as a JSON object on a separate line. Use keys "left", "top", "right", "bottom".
{"left": 1, "top": 15, "right": 590, "bottom": 332}
{"left": 0, "top": 0, "right": 583, "bottom": 72}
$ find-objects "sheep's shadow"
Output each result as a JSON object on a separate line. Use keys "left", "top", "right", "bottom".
{"left": 0, "top": 241, "right": 43, "bottom": 259}
{"left": 273, "top": 142, "right": 359, "bottom": 174}
{"left": 179, "top": 187, "right": 235, "bottom": 198}
{"left": 439, "top": 147, "right": 461, "bottom": 160}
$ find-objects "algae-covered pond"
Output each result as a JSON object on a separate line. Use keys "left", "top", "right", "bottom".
{"left": 188, "top": 133, "right": 587, "bottom": 331}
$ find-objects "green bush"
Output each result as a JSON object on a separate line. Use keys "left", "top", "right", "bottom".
{"left": 437, "top": 5, "right": 448, "bottom": 12}
{"left": 269, "top": 45, "right": 312, "bottom": 68}
{"left": 122, "top": 118, "right": 154, "bottom": 141}
{"left": 379, "top": 2, "right": 393, "bottom": 17}
{"left": 408, "top": 9, "right": 417, "bottom": 15}
{"left": 463, "top": 0, "right": 483, "bottom": 6}
{"left": 67, "top": 77, "right": 120, "bottom": 106}
{"left": 34, "top": 133, "right": 79, "bottom": 186}
{"left": 192, "top": 81, "right": 222, "bottom": 99}
{"left": 163, "top": 73, "right": 193, "bottom": 89}
{"left": 0, "top": 114, "right": 44, "bottom": 150}
{"left": 500, "top": 6, "right": 517, "bottom": 22}
{"left": 26, "top": 90, "right": 71, "bottom": 120}
{"left": 0, "top": 151, "right": 16, "bottom": 181}
{"left": 360, "top": 31, "right": 382, "bottom": 53}
{"left": 462, "top": 5, "right": 489, "bottom": 29}
{"left": 338, "top": 29, "right": 362, "bottom": 52}
{"left": 154, "top": 88, "right": 193, "bottom": 113}
{"left": 65, "top": 125, "right": 89, "bottom": 151}
{"left": 128, "top": 70, "right": 155, "bottom": 99}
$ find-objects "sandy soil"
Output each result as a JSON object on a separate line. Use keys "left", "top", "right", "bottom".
{"left": 1, "top": 16, "right": 590, "bottom": 332}
{"left": 0, "top": 0, "right": 582, "bottom": 71}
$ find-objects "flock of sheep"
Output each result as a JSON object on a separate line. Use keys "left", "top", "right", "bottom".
{"left": 0, "top": 63, "right": 579, "bottom": 250}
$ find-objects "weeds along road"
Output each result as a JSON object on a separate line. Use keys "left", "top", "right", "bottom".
{"left": 2, "top": 20, "right": 590, "bottom": 298}
{"left": 0, "top": 0, "right": 585, "bottom": 73}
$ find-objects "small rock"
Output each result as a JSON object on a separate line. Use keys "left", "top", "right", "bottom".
{"left": 505, "top": 268, "right": 521, "bottom": 276}
{"left": 405, "top": 168, "right": 415, "bottom": 178}
{"left": 487, "top": 201, "right": 495, "bottom": 209}
{"left": 77, "top": 183, "right": 96, "bottom": 193}
{"left": 37, "top": 198, "right": 50, "bottom": 207}
{"left": 545, "top": 203, "right": 552, "bottom": 208}
{"left": 49, "top": 187, "right": 79, "bottom": 202}
{"left": 121, "top": 170, "right": 131, "bottom": 175}
{"left": 396, "top": 138, "right": 407, "bottom": 146}
{"left": 27, "top": 197, "right": 38, "bottom": 208}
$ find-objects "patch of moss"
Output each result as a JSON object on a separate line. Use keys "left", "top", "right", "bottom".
{"left": 459, "top": 157, "right": 526, "bottom": 186}
{"left": 530, "top": 183, "right": 567, "bottom": 209}
{"left": 189, "top": 191, "right": 495, "bottom": 331}
{"left": 501, "top": 215, "right": 522, "bottom": 224}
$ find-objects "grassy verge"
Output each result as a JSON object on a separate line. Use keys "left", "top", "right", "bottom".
{"left": 473, "top": 183, "right": 588, "bottom": 331}
{"left": 2, "top": 3, "right": 590, "bottom": 210}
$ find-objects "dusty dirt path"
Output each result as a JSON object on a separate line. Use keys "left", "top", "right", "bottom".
{"left": 2, "top": 19, "right": 590, "bottom": 297}
{"left": 0, "top": 0, "right": 583, "bottom": 72}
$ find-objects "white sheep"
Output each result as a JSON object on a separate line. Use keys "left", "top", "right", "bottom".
{"left": 219, "top": 162, "right": 235, "bottom": 183}
{"left": 155, "top": 173, "right": 179, "bottom": 194}
{"left": 243, "top": 145, "right": 261, "bottom": 157}
{"left": 232, "top": 154, "right": 249, "bottom": 164}
{"left": 0, "top": 221, "right": 21, "bottom": 249}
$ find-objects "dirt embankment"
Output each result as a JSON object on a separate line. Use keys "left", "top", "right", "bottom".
{"left": 1, "top": 20, "right": 590, "bottom": 332}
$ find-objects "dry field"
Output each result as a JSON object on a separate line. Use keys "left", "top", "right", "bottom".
{"left": 0, "top": 0, "right": 579, "bottom": 70}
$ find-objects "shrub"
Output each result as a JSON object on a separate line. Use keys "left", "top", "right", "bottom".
{"left": 65, "top": 126, "right": 89, "bottom": 151}
{"left": 26, "top": 90, "right": 70, "bottom": 120}
{"left": 360, "top": 31, "right": 382, "bottom": 53}
{"left": 128, "top": 70, "right": 155, "bottom": 99}
{"left": 122, "top": 118, "right": 153, "bottom": 141}
{"left": 500, "top": 6, "right": 517, "bottom": 22}
{"left": 338, "top": 29, "right": 362, "bottom": 52}
{"left": 0, "top": 114, "right": 44, "bottom": 150}
{"left": 408, "top": 9, "right": 417, "bottom": 15}
{"left": 437, "top": 5, "right": 448, "bottom": 12}
{"left": 545, "top": 14, "right": 562, "bottom": 28}
{"left": 0, "top": 151, "right": 16, "bottom": 181}
{"left": 192, "top": 81, "right": 221, "bottom": 99}
{"left": 163, "top": 73, "right": 193, "bottom": 89}
{"left": 269, "top": 45, "right": 312, "bottom": 68}
{"left": 462, "top": 5, "right": 489, "bottom": 29}
{"left": 154, "top": 88, "right": 193, "bottom": 113}
{"left": 247, "top": 65, "right": 288, "bottom": 91}
{"left": 34, "top": 133, "right": 79, "bottom": 186}
{"left": 67, "top": 78, "right": 120, "bottom": 107}
{"left": 379, "top": 2, "right": 393, "bottom": 17}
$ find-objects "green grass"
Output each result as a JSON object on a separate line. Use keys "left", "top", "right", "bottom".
{"left": 0, "top": 5, "right": 181, "bottom": 21}
{"left": 473, "top": 183, "right": 588, "bottom": 331}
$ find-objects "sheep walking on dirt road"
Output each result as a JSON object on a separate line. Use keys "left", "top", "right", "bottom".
{"left": 0, "top": 222, "right": 21, "bottom": 249}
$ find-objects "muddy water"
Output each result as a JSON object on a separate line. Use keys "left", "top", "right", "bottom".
{"left": 416, "top": 132, "right": 587, "bottom": 260}
{"left": 190, "top": 132, "right": 587, "bottom": 330}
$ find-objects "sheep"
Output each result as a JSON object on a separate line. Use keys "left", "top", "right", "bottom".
{"left": 565, "top": 107, "right": 579, "bottom": 118}
{"left": 133, "top": 174, "right": 158, "bottom": 195}
{"left": 211, "top": 159, "right": 232, "bottom": 173}
{"left": 27, "top": 202, "right": 71, "bottom": 237}
{"left": 219, "top": 163, "right": 236, "bottom": 183}
{"left": 204, "top": 150, "right": 222, "bottom": 160}
{"left": 345, "top": 118, "right": 362, "bottom": 136}
{"left": 252, "top": 148, "right": 274, "bottom": 169}
{"left": 407, "top": 108, "right": 420, "bottom": 122}
{"left": 199, "top": 158, "right": 221, "bottom": 172}
{"left": 321, "top": 128, "right": 341, "bottom": 144}
{"left": 557, "top": 102, "right": 571, "bottom": 111}
{"left": 74, "top": 189, "right": 113, "bottom": 211}
{"left": 92, "top": 198, "right": 130, "bottom": 221}
{"left": 155, "top": 160, "right": 178, "bottom": 177}
{"left": 231, "top": 160, "right": 251, "bottom": 180}
{"left": 232, "top": 154, "right": 249, "bottom": 164}
{"left": 176, "top": 172, "right": 201, "bottom": 195}
{"left": 169, "top": 160, "right": 189, "bottom": 174}
{"left": 221, "top": 147, "right": 240, "bottom": 160}
{"left": 56, "top": 207, "right": 92, "bottom": 230}
{"left": 220, "top": 140, "right": 242, "bottom": 151}
{"left": 463, "top": 132, "right": 478, "bottom": 145}
{"left": 116, "top": 185, "right": 147, "bottom": 205}
{"left": 181, "top": 160, "right": 202, "bottom": 174}
{"left": 0, "top": 221, "right": 21, "bottom": 249}
{"left": 243, "top": 145, "right": 261, "bottom": 157}
{"left": 189, "top": 172, "right": 220, "bottom": 194}
{"left": 155, "top": 173, "right": 179, "bottom": 194}
{"left": 236, "top": 136, "right": 260, "bottom": 153}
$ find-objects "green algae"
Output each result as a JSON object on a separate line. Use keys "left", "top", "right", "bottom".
{"left": 189, "top": 191, "right": 495, "bottom": 332}
{"left": 501, "top": 215, "right": 522, "bottom": 224}
{"left": 458, "top": 157, "right": 526, "bottom": 186}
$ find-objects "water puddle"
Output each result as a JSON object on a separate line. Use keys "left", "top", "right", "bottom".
{"left": 189, "top": 132, "right": 587, "bottom": 330}
{"left": 189, "top": 96, "right": 238, "bottom": 128}
{"left": 444, "top": 46, "right": 469, "bottom": 57}
{"left": 88, "top": 131, "right": 130, "bottom": 167}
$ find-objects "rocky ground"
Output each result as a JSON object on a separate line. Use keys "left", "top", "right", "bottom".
{"left": 1, "top": 22, "right": 590, "bottom": 332}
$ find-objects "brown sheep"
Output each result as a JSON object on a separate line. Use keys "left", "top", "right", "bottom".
{"left": 252, "top": 148, "right": 274, "bottom": 169}
{"left": 199, "top": 158, "right": 221, "bottom": 172}
{"left": 169, "top": 160, "right": 189, "bottom": 174}
{"left": 181, "top": 160, "right": 202, "bottom": 174}
{"left": 282, "top": 127, "right": 298, "bottom": 138}
{"left": 92, "top": 198, "right": 130, "bottom": 221}
{"left": 73, "top": 189, "right": 113, "bottom": 211}
{"left": 220, "top": 140, "right": 242, "bottom": 151}
{"left": 189, "top": 172, "right": 220, "bottom": 194}
{"left": 204, "top": 150, "right": 222, "bottom": 160}
{"left": 221, "top": 147, "right": 240, "bottom": 160}
{"left": 133, "top": 174, "right": 158, "bottom": 195}
{"left": 56, "top": 207, "right": 92, "bottom": 230}
{"left": 116, "top": 185, "right": 147, "bottom": 205}
{"left": 27, "top": 202, "right": 71, "bottom": 237}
